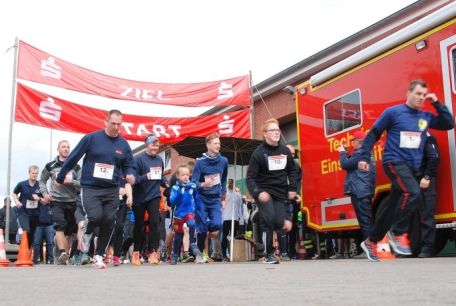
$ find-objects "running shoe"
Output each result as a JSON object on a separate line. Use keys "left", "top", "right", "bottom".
{"left": 202, "top": 252, "right": 210, "bottom": 263}
{"left": 80, "top": 253, "right": 91, "bottom": 265}
{"left": 131, "top": 251, "right": 141, "bottom": 266}
{"left": 181, "top": 252, "right": 195, "bottom": 263}
{"left": 111, "top": 256, "right": 121, "bottom": 267}
{"left": 387, "top": 230, "right": 412, "bottom": 256}
{"left": 195, "top": 254, "right": 205, "bottom": 264}
{"left": 58, "top": 252, "right": 69, "bottom": 265}
{"left": 149, "top": 251, "right": 160, "bottom": 265}
{"left": 263, "top": 253, "right": 279, "bottom": 264}
{"left": 93, "top": 255, "right": 107, "bottom": 269}
{"left": 170, "top": 255, "right": 178, "bottom": 265}
{"left": 361, "top": 239, "right": 379, "bottom": 262}
{"left": 281, "top": 252, "right": 291, "bottom": 261}
{"left": 71, "top": 253, "right": 82, "bottom": 265}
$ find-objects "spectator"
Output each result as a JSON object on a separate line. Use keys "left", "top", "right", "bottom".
{"left": 417, "top": 132, "right": 440, "bottom": 258}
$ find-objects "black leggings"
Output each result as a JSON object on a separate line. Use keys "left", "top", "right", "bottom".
{"left": 132, "top": 198, "right": 160, "bottom": 252}
{"left": 256, "top": 196, "right": 290, "bottom": 255}
{"left": 112, "top": 204, "right": 127, "bottom": 257}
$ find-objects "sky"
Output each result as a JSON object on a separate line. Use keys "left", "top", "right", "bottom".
{"left": 0, "top": 0, "right": 416, "bottom": 198}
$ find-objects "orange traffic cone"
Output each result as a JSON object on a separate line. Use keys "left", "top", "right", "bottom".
{"left": 0, "top": 229, "right": 10, "bottom": 267}
{"left": 15, "top": 231, "right": 33, "bottom": 267}
{"left": 377, "top": 235, "right": 395, "bottom": 260}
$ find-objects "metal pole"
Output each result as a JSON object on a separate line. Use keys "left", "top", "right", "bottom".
{"left": 249, "top": 71, "right": 254, "bottom": 139}
{"left": 5, "top": 37, "right": 19, "bottom": 245}
{"left": 229, "top": 145, "right": 237, "bottom": 262}
{"left": 49, "top": 128, "right": 53, "bottom": 160}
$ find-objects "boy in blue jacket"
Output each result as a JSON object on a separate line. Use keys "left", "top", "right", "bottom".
{"left": 169, "top": 164, "right": 204, "bottom": 264}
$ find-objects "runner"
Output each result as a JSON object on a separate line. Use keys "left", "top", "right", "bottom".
{"left": 246, "top": 118, "right": 298, "bottom": 264}
{"left": 192, "top": 133, "right": 228, "bottom": 262}
{"left": 55, "top": 109, "right": 136, "bottom": 269}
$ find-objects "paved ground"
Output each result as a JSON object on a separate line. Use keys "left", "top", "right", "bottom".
{"left": 1, "top": 257, "right": 455, "bottom": 305}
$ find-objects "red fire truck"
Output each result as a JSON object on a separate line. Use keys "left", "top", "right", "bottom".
{"left": 296, "top": 3, "right": 456, "bottom": 254}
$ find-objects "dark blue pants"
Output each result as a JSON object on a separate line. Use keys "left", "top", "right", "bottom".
{"left": 33, "top": 224, "right": 55, "bottom": 262}
{"left": 419, "top": 178, "right": 437, "bottom": 250}
{"left": 351, "top": 196, "right": 373, "bottom": 239}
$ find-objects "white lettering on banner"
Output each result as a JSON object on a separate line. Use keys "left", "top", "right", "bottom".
{"left": 121, "top": 122, "right": 181, "bottom": 139}
{"left": 40, "top": 57, "right": 62, "bottom": 79}
{"left": 39, "top": 97, "right": 62, "bottom": 121}
{"left": 120, "top": 86, "right": 171, "bottom": 101}
{"left": 217, "top": 82, "right": 234, "bottom": 100}
{"left": 218, "top": 115, "right": 234, "bottom": 134}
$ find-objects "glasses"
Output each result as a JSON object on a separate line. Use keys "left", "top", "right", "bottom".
{"left": 266, "top": 129, "right": 281, "bottom": 133}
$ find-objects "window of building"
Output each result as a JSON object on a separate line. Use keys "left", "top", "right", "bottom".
{"left": 324, "top": 89, "right": 362, "bottom": 137}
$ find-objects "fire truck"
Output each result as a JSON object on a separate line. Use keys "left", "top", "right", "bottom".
{"left": 296, "top": 2, "right": 456, "bottom": 255}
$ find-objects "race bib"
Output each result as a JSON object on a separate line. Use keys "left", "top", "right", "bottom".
{"left": 399, "top": 131, "right": 421, "bottom": 149}
{"left": 204, "top": 173, "right": 221, "bottom": 187}
{"left": 26, "top": 200, "right": 38, "bottom": 209}
{"left": 93, "top": 163, "right": 114, "bottom": 180}
{"left": 147, "top": 167, "right": 162, "bottom": 180}
{"left": 268, "top": 155, "right": 287, "bottom": 171}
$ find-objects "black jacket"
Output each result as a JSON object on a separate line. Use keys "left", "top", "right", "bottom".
{"left": 247, "top": 142, "right": 297, "bottom": 201}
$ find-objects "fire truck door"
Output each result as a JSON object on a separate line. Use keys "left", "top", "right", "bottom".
{"left": 440, "top": 34, "right": 456, "bottom": 210}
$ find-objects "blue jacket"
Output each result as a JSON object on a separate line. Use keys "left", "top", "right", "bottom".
{"left": 169, "top": 181, "right": 198, "bottom": 219}
{"left": 56, "top": 130, "right": 136, "bottom": 188}
{"left": 360, "top": 102, "right": 454, "bottom": 171}
{"left": 133, "top": 152, "right": 168, "bottom": 204}
{"left": 192, "top": 153, "right": 228, "bottom": 200}
{"left": 340, "top": 148, "right": 376, "bottom": 198}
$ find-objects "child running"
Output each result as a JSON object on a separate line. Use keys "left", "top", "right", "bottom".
{"left": 169, "top": 164, "right": 204, "bottom": 265}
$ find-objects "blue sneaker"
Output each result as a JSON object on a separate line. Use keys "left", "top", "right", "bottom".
{"left": 387, "top": 231, "right": 411, "bottom": 256}
{"left": 361, "top": 239, "right": 379, "bottom": 262}
{"left": 170, "top": 255, "right": 178, "bottom": 265}
{"left": 263, "top": 253, "right": 279, "bottom": 264}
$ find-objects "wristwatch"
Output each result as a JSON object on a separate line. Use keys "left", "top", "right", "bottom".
{"left": 423, "top": 175, "right": 431, "bottom": 180}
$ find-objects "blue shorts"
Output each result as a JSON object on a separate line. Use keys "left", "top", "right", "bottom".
{"left": 195, "top": 196, "right": 222, "bottom": 233}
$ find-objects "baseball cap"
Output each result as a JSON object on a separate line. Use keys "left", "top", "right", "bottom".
{"left": 350, "top": 130, "right": 367, "bottom": 140}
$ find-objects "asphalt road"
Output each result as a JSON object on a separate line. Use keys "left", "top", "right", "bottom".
{"left": 1, "top": 257, "right": 455, "bottom": 305}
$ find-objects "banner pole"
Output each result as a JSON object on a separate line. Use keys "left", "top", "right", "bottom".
{"left": 249, "top": 71, "right": 254, "bottom": 139}
{"left": 5, "top": 37, "right": 19, "bottom": 244}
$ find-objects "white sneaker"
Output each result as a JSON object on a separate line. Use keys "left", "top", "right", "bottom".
{"left": 93, "top": 255, "right": 106, "bottom": 269}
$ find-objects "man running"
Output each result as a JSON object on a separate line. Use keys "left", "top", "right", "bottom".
{"left": 55, "top": 109, "right": 136, "bottom": 269}
{"left": 358, "top": 80, "right": 454, "bottom": 261}
{"left": 40, "top": 140, "right": 81, "bottom": 265}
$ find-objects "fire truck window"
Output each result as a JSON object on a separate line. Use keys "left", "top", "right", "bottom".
{"left": 324, "top": 90, "right": 361, "bottom": 136}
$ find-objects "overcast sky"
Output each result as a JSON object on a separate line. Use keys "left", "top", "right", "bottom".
{"left": 0, "top": 0, "right": 416, "bottom": 198}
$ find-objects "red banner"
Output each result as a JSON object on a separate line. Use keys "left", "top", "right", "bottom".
{"left": 17, "top": 40, "right": 251, "bottom": 107}
{"left": 15, "top": 83, "right": 251, "bottom": 143}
